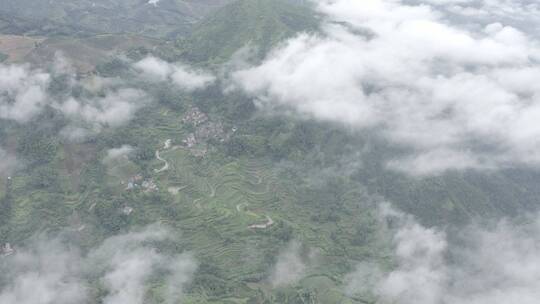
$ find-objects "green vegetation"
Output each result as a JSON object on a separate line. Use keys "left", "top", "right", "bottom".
{"left": 1, "top": 1, "right": 540, "bottom": 303}
{"left": 0, "top": 75, "right": 386, "bottom": 303}
{"left": 0, "top": 0, "right": 231, "bottom": 38}
{"left": 176, "top": 0, "right": 319, "bottom": 63}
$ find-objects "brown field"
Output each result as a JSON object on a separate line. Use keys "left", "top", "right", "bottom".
{"left": 0, "top": 35, "right": 44, "bottom": 62}
{"left": 2, "top": 34, "right": 161, "bottom": 72}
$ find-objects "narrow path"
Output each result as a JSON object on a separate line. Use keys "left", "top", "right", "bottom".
{"left": 236, "top": 203, "right": 247, "bottom": 212}
{"left": 193, "top": 197, "right": 203, "bottom": 210}
{"left": 154, "top": 140, "right": 171, "bottom": 173}
{"left": 209, "top": 183, "right": 216, "bottom": 198}
{"left": 154, "top": 150, "right": 169, "bottom": 173}
{"left": 167, "top": 186, "right": 186, "bottom": 195}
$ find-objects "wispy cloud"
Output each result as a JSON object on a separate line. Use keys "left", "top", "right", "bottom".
{"left": 103, "top": 145, "right": 135, "bottom": 164}
{"left": 346, "top": 203, "right": 540, "bottom": 304}
{"left": 134, "top": 56, "right": 216, "bottom": 91}
{"left": 0, "top": 64, "right": 50, "bottom": 123}
{"left": 88, "top": 225, "right": 197, "bottom": 304}
{"left": 269, "top": 240, "right": 307, "bottom": 287}
{"left": 56, "top": 88, "right": 147, "bottom": 129}
{"left": 0, "top": 225, "right": 197, "bottom": 304}
{"left": 0, "top": 237, "right": 87, "bottom": 304}
{"left": 0, "top": 56, "right": 150, "bottom": 140}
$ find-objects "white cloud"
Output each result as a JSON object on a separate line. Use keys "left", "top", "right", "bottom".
{"left": 164, "top": 254, "right": 198, "bottom": 304}
{"left": 134, "top": 56, "right": 172, "bottom": 81}
{"left": 232, "top": 0, "right": 540, "bottom": 175}
{"left": 269, "top": 240, "right": 307, "bottom": 287}
{"left": 56, "top": 88, "right": 147, "bottom": 129}
{"left": 0, "top": 59, "right": 150, "bottom": 141}
{"left": 103, "top": 145, "right": 135, "bottom": 164}
{"left": 55, "top": 86, "right": 148, "bottom": 141}
{"left": 89, "top": 225, "right": 197, "bottom": 304}
{"left": 386, "top": 148, "right": 496, "bottom": 175}
{"left": 346, "top": 203, "right": 540, "bottom": 304}
{"left": 134, "top": 56, "right": 216, "bottom": 91}
{"left": 102, "top": 248, "right": 161, "bottom": 304}
{"left": 445, "top": 219, "right": 540, "bottom": 304}
{"left": 0, "top": 225, "right": 197, "bottom": 304}
{"left": 428, "top": 0, "right": 540, "bottom": 33}
{"left": 0, "top": 64, "right": 50, "bottom": 123}
{"left": 0, "top": 238, "right": 86, "bottom": 304}
{"left": 377, "top": 204, "right": 448, "bottom": 304}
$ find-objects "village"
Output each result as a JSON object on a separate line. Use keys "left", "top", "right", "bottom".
{"left": 111, "top": 107, "right": 236, "bottom": 217}
{"left": 123, "top": 173, "right": 159, "bottom": 192}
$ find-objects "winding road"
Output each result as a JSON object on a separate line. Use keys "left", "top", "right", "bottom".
{"left": 249, "top": 215, "right": 274, "bottom": 229}
{"left": 154, "top": 140, "right": 171, "bottom": 173}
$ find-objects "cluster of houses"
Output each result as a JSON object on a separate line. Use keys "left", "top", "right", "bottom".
{"left": 180, "top": 107, "right": 236, "bottom": 157}
{"left": 182, "top": 133, "right": 197, "bottom": 148}
{"left": 196, "top": 121, "right": 229, "bottom": 143}
{"left": 124, "top": 174, "right": 159, "bottom": 192}
{"left": 182, "top": 107, "right": 208, "bottom": 127}
{"left": 141, "top": 179, "right": 158, "bottom": 192}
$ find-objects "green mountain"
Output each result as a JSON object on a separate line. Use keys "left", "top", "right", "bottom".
{"left": 177, "top": 0, "right": 319, "bottom": 63}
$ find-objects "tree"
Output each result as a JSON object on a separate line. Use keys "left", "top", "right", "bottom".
{"left": 17, "top": 130, "right": 58, "bottom": 165}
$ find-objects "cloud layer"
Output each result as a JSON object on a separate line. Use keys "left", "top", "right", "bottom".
{"left": 57, "top": 88, "right": 147, "bottom": 130}
{"left": 233, "top": 0, "right": 540, "bottom": 174}
{"left": 103, "top": 145, "right": 135, "bottom": 164}
{"left": 0, "top": 58, "right": 149, "bottom": 140}
{"left": 0, "top": 225, "right": 197, "bottom": 304}
{"left": 346, "top": 203, "right": 540, "bottom": 304}
{"left": 0, "top": 64, "right": 50, "bottom": 123}
{"left": 0, "top": 238, "right": 85, "bottom": 304}
{"left": 269, "top": 241, "right": 307, "bottom": 287}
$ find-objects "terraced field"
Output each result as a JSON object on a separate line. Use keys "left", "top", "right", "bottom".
{"left": 110, "top": 131, "right": 378, "bottom": 303}
{"left": 0, "top": 98, "right": 380, "bottom": 302}
{"left": 155, "top": 147, "right": 283, "bottom": 266}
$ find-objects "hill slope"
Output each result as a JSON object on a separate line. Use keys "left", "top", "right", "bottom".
{"left": 177, "top": 0, "right": 319, "bottom": 63}
{"left": 0, "top": 0, "right": 234, "bottom": 38}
